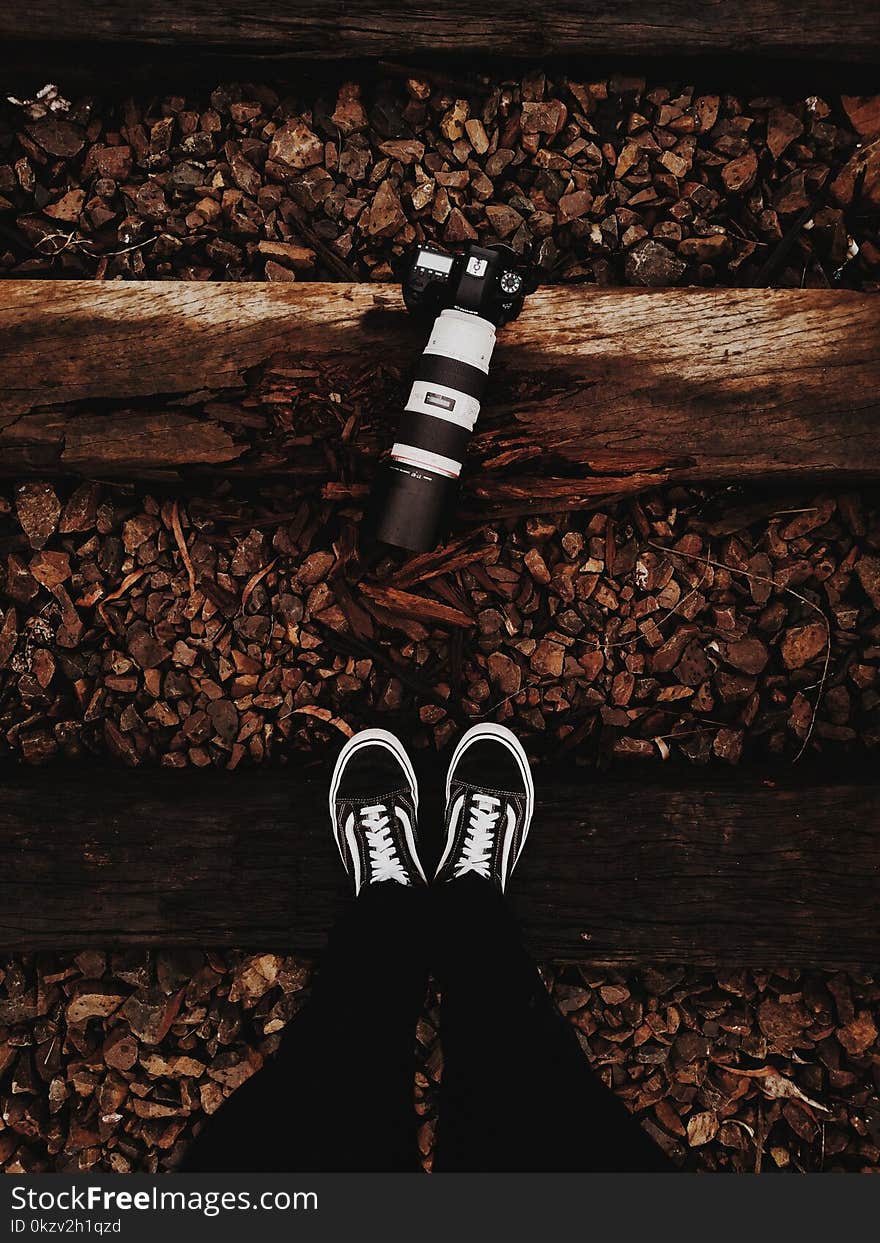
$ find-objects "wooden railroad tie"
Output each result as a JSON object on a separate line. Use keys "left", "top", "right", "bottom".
{"left": 1, "top": 0, "right": 879, "bottom": 62}
{"left": 1, "top": 281, "right": 879, "bottom": 494}
{"left": 1, "top": 766, "right": 878, "bottom": 964}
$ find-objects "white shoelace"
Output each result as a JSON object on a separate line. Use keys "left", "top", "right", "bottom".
{"left": 454, "top": 793, "right": 500, "bottom": 879}
{"left": 361, "top": 803, "right": 410, "bottom": 885}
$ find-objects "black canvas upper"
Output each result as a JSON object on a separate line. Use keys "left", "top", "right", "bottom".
{"left": 331, "top": 732, "right": 425, "bottom": 894}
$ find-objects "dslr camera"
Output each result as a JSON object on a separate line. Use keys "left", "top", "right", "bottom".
{"left": 372, "top": 242, "right": 535, "bottom": 553}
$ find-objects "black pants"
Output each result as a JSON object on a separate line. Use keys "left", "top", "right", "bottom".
{"left": 183, "top": 876, "right": 671, "bottom": 1172}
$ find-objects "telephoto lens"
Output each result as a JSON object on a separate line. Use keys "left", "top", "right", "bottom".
{"left": 372, "top": 243, "right": 534, "bottom": 553}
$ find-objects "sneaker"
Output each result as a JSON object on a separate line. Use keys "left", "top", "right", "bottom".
{"left": 435, "top": 723, "right": 535, "bottom": 892}
{"left": 329, "top": 728, "right": 427, "bottom": 895}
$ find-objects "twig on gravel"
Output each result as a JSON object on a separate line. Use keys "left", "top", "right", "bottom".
{"left": 36, "top": 231, "right": 157, "bottom": 260}
{"left": 169, "top": 500, "right": 197, "bottom": 597}
{"left": 97, "top": 568, "right": 149, "bottom": 626}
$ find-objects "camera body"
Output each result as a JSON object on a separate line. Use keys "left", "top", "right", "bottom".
{"left": 402, "top": 243, "right": 530, "bottom": 327}
{"left": 372, "top": 242, "right": 534, "bottom": 554}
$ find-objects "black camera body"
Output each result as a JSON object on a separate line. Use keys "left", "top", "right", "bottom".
{"left": 402, "top": 243, "right": 530, "bottom": 327}
{"left": 372, "top": 242, "right": 535, "bottom": 554}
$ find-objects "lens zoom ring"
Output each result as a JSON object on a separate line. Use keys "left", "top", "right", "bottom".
{"left": 416, "top": 353, "right": 489, "bottom": 400}
{"left": 397, "top": 412, "right": 470, "bottom": 463}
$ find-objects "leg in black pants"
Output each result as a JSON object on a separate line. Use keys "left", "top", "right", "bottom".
{"left": 183, "top": 883, "right": 428, "bottom": 1172}
{"left": 432, "top": 875, "right": 672, "bottom": 1172}
{"left": 184, "top": 875, "right": 670, "bottom": 1172}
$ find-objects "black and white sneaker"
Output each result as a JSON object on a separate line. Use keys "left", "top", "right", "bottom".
{"left": 329, "top": 728, "right": 427, "bottom": 896}
{"left": 435, "top": 723, "right": 535, "bottom": 893}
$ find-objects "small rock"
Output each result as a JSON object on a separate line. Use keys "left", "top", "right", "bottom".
{"left": 557, "top": 189, "right": 592, "bottom": 221}
{"left": 488, "top": 651, "right": 521, "bottom": 695}
{"left": 767, "top": 108, "right": 804, "bottom": 160}
{"left": 440, "top": 99, "right": 469, "bottom": 142}
{"left": 837, "top": 1011, "right": 878, "bottom": 1056}
{"left": 208, "top": 1050, "right": 260, "bottom": 1090}
{"left": 611, "top": 670, "right": 635, "bottom": 705}
{"left": 444, "top": 207, "right": 478, "bottom": 243}
{"left": 297, "top": 551, "right": 335, "bottom": 586}
{"left": 377, "top": 139, "right": 425, "bottom": 164}
{"left": 485, "top": 203, "right": 524, "bottom": 238}
{"left": 67, "top": 985, "right": 127, "bottom": 1025}
{"left": 524, "top": 548, "right": 551, "bottom": 584}
{"left": 331, "top": 83, "right": 368, "bottom": 135}
{"left": 135, "top": 179, "right": 169, "bottom": 222}
{"left": 44, "top": 189, "right": 86, "bottom": 222}
{"left": 758, "top": 997, "right": 809, "bottom": 1045}
{"left": 530, "top": 639, "right": 564, "bottom": 677}
{"left": 129, "top": 1098, "right": 182, "bottom": 1120}
{"left": 780, "top": 498, "right": 835, "bottom": 540}
{"left": 229, "top": 954, "right": 283, "bottom": 1005}
{"left": 625, "top": 239, "right": 686, "bottom": 287}
{"left": 687, "top": 1111, "right": 719, "bottom": 1147}
{"left": 25, "top": 117, "right": 84, "bottom": 158}
{"left": 655, "top": 1099, "right": 687, "bottom": 1138}
{"left": 780, "top": 623, "right": 827, "bottom": 669}
{"left": 200, "top": 1081, "right": 227, "bottom": 1115}
{"left": 208, "top": 698, "right": 239, "bottom": 743}
{"left": 28, "top": 551, "right": 71, "bottom": 589}
{"left": 775, "top": 169, "right": 811, "bottom": 214}
{"left": 674, "top": 1031, "right": 711, "bottom": 1063}
{"left": 678, "top": 233, "right": 730, "bottom": 261}
{"left": 103, "top": 1029, "right": 139, "bottom": 1072}
{"left": 675, "top": 639, "right": 712, "bottom": 686}
{"left": 722, "top": 150, "right": 758, "bottom": 193}
{"left": 855, "top": 554, "right": 880, "bottom": 609}
{"left": 520, "top": 100, "right": 568, "bottom": 137}
{"left": 6, "top": 556, "right": 39, "bottom": 605}
{"left": 841, "top": 94, "right": 880, "bottom": 140}
{"left": 127, "top": 624, "right": 171, "bottom": 670}
{"left": 464, "top": 119, "right": 490, "bottom": 154}
{"left": 256, "top": 241, "right": 318, "bottom": 273}
{"left": 229, "top": 148, "right": 261, "bottom": 197}
{"left": 15, "top": 482, "right": 61, "bottom": 549}
{"left": 140, "top": 1053, "right": 206, "bottom": 1079}
{"left": 94, "top": 144, "right": 133, "bottom": 181}
{"left": 123, "top": 514, "right": 160, "bottom": 553}
{"left": 712, "top": 727, "right": 744, "bottom": 764}
{"left": 365, "top": 179, "right": 406, "bottom": 238}
{"left": 230, "top": 529, "right": 266, "bottom": 576}
{"left": 831, "top": 138, "right": 880, "bottom": 208}
{"left": 721, "top": 637, "right": 769, "bottom": 674}
{"left": 269, "top": 117, "right": 323, "bottom": 170}
{"left": 53, "top": 584, "right": 84, "bottom": 648}
{"left": 264, "top": 260, "right": 296, "bottom": 282}
{"left": 485, "top": 149, "right": 515, "bottom": 178}
{"left": 0, "top": 608, "right": 18, "bottom": 670}
{"left": 120, "top": 989, "right": 182, "bottom": 1045}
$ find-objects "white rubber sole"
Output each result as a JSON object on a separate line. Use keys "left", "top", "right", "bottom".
{"left": 439, "top": 723, "right": 535, "bottom": 880}
{"left": 328, "top": 728, "right": 419, "bottom": 859}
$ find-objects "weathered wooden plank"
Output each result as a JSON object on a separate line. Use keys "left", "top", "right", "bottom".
{"left": 1, "top": 767, "right": 878, "bottom": 963}
{"left": 1, "top": 0, "right": 878, "bottom": 62}
{"left": 2, "top": 282, "right": 879, "bottom": 493}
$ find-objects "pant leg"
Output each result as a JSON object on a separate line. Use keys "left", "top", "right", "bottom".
{"left": 182, "top": 882, "right": 429, "bottom": 1172}
{"left": 431, "top": 874, "right": 673, "bottom": 1172}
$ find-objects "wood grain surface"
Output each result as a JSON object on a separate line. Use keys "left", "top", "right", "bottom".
{"left": 1, "top": 0, "right": 878, "bottom": 61}
{"left": 3, "top": 281, "right": 879, "bottom": 491}
{"left": 1, "top": 766, "right": 878, "bottom": 963}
